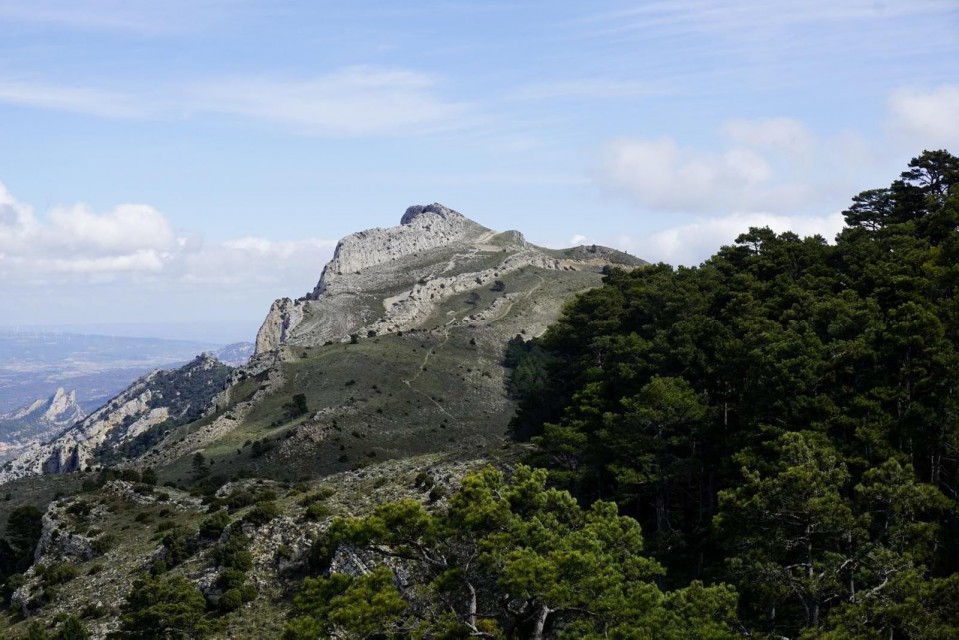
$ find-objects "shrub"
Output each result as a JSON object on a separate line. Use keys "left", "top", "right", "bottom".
{"left": 305, "top": 503, "right": 331, "bottom": 521}
{"left": 117, "top": 574, "right": 212, "bottom": 638}
{"left": 140, "top": 468, "right": 158, "bottom": 486}
{"left": 219, "top": 588, "right": 244, "bottom": 613}
{"left": 160, "top": 526, "right": 196, "bottom": 568}
{"left": 217, "top": 568, "right": 247, "bottom": 591}
{"left": 55, "top": 615, "right": 89, "bottom": 639}
{"left": 240, "top": 583, "right": 257, "bottom": 603}
{"left": 244, "top": 501, "right": 281, "bottom": 526}
{"left": 24, "top": 622, "right": 48, "bottom": 640}
{"left": 214, "top": 535, "right": 253, "bottom": 572}
{"left": 199, "top": 511, "right": 231, "bottom": 540}
{"left": 91, "top": 533, "right": 116, "bottom": 554}
{"left": 37, "top": 562, "right": 80, "bottom": 587}
{"left": 66, "top": 501, "right": 93, "bottom": 519}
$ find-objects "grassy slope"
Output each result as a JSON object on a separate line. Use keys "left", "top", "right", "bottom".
{"left": 0, "top": 257, "right": 620, "bottom": 637}
{"left": 155, "top": 264, "right": 605, "bottom": 486}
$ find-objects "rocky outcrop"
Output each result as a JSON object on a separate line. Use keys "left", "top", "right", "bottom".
{"left": 0, "top": 355, "right": 232, "bottom": 485}
{"left": 312, "top": 203, "right": 484, "bottom": 298}
{"left": 0, "top": 380, "right": 159, "bottom": 483}
{"left": 0, "top": 388, "right": 86, "bottom": 463}
{"left": 254, "top": 298, "right": 306, "bottom": 354}
{"left": 252, "top": 203, "right": 640, "bottom": 355}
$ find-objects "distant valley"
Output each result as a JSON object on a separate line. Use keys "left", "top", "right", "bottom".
{"left": 0, "top": 331, "right": 253, "bottom": 415}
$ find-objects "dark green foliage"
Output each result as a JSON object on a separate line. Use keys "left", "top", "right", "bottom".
{"left": 1, "top": 506, "right": 43, "bottom": 602}
{"left": 286, "top": 465, "right": 738, "bottom": 639}
{"left": 513, "top": 151, "right": 959, "bottom": 637}
{"left": 55, "top": 616, "right": 89, "bottom": 640}
{"left": 91, "top": 533, "right": 116, "bottom": 554}
{"left": 218, "top": 588, "right": 243, "bottom": 613}
{"left": 250, "top": 439, "right": 275, "bottom": 458}
{"left": 7, "top": 505, "right": 43, "bottom": 557}
{"left": 243, "top": 500, "right": 281, "bottom": 526}
{"left": 192, "top": 452, "right": 208, "bottom": 480}
{"left": 159, "top": 526, "right": 196, "bottom": 568}
{"left": 37, "top": 562, "right": 80, "bottom": 586}
{"left": 502, "top": 335, "right": 554, "bottom": 399}
{"left": 140, "top": 468, "right": 158, "bottom": 486}
{"left": 198, "top": 510, "right": 230, "bottom": 540}
{"left": 303, "top": 502, "right": 330, "bottom": 521}
{"left": 113, "top": 574, "right": 212, "bottom": 639}
{"left": 216, "top": 568, "right": 247, "bottom": 592}
{"left": 25, "top": 622, "right": 49, "bottom": 640}
{"left": 282, "top": 393, "right": 309, "bottom": 421}
{"left": 213, "top": 534, "right": 253, "bottom": 572}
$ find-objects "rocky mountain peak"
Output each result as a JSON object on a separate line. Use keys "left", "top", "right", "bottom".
{"left": 253, "top": 203, "right": 643, "bottom": 356}
{"left": 400, "top": 203, "right": 462, "bottom": 225}
{"left": 0, "top": 387, "right": 86, "bottom": 463}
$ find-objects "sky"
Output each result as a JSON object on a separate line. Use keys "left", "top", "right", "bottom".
{"left": 0, "top": 0, "right": 957, "bottom": 342}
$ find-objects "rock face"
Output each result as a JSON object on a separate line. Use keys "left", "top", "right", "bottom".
{"left": 0, "top": 355, "right": 232, "bottom": 485}
{"left": 255, "top": 298, "right": 306, "bottom": 355}
{"left": 0, "top": 388, "right": 86, "bottom": 463}
{"left": 253, "top": 203, "right": 640, "bottom": 355}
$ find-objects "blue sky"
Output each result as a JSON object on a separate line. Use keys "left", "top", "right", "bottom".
{"left": 0, "top": 0, "right": 957, "bottom": 341}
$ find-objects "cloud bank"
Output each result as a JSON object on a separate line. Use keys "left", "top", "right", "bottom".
{"left": 0, "top": 182, "right": 335, "bottom": 307}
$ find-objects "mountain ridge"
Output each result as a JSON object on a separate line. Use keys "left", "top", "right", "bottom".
{"left": 254, "top": 203, "right": 641, "bottom": 355}
{"left": 0, "top": 203, "right": 642, "bottom": 487}
{"left": 0, "top": 388, "right": 86, "bottom": 463}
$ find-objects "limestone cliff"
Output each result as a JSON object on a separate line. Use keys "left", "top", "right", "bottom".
{"left": 0, "top": 355, "right": 232, "bottom": 485}
{"left": 253, "top": 203, "right": 639, "bottom": 355}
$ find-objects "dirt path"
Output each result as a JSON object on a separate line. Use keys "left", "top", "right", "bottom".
{"left": 401, "top": 268, "right": 543, "bottom": 426}
{"left": 488, "top": 273, "right": 545, "bottom": 324}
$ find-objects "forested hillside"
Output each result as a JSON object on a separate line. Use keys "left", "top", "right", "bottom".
{"left": 505, "top": 150, "right": 959, "bottom": 638}
{"left": 4, "top": 153, "right": 957, "bottom": 639}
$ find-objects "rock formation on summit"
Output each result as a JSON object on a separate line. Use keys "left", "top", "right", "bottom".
{"left": 254, "top": 203, "right": 639, "bottom": 355}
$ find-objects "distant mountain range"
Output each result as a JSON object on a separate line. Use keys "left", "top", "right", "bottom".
{"left": 0, "top": 331, "right": 253, "bottom": 414}
{"left": 0, "top": 333, "right": 252, "bottom": 468}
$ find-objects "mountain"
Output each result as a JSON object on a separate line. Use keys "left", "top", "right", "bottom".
{"left": 0, "top": 203, "right": 644, "bottom": 638}
{"left": 0, "top": 204, "right": 641, "bottom": 486}
{"left": 0, "top": 389, "right": 85, "bottom": 463}
{"left": 0, "top": 331, "right": 227, "bottom": 415}
{"left": 2, "top": 153, "right": 957, "bottom": 639}
{"left": 253, "top": 203, "right": 640, "bottom": 353}
{"left": 0, "top": 355, "right": 232, "bottom": 483}
{"left": 209, "top": 342, "right": 255, "bottom": 367}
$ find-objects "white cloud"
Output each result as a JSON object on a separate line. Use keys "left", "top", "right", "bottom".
{"left": 569, "top": 234, "right": 588, "bottom": 245}
{"left": 0, "top": 183, "right": 335, "bottom": 287}
{"left": 638, "top": 211, "right": 846, "bottom": 266}
{"left": 0, "top": 80, "right": 146, "bottom": 118}
{"left": 190, "top": 67, "right": 472, "bottom": 136}
{"left": 721, "top": 117, "right": 814, "bottom": 156}
{"left": 44, "top": 204, "right": 177, "bottom": 254}
{"left": 562, "top": 211, "right": 845, "bottom": 267}
{"left": 593, "top": 110, "right": 899, "bottom": 216}
{"left": 0, "top": 66, "right": 472, "bottom": 136}
{"left": 596, "top": 136, "right": 803, "bottom": 212}
{"left": 887, "top": 85, "right": 959, "bottom": 150}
